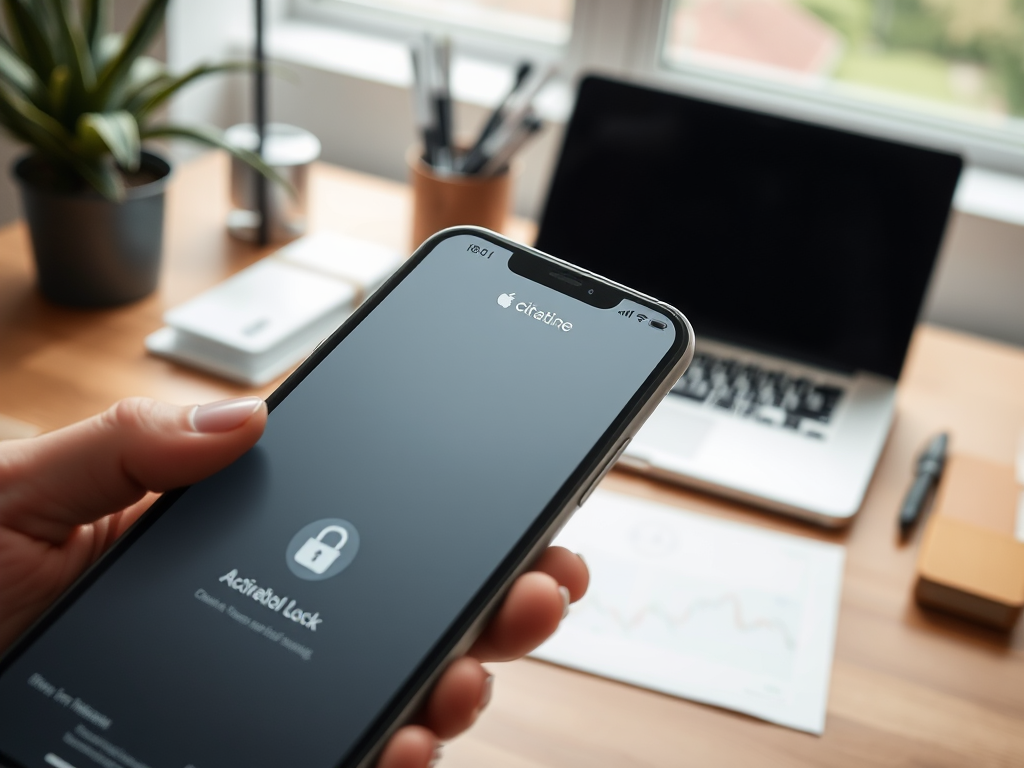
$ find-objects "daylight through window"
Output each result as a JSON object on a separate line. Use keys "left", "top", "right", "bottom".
{"left": 664, "top": 0, "right": 1024, "bottom": 123}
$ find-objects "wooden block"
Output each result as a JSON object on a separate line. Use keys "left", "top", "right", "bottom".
{"left": 914, "top": 454, "right": 1024, "bottom": 630}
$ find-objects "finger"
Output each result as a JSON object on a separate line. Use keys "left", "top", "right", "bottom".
{"left": 419, "top": 657, "right": 492, "bottom": 740}
{"left": 530, "top": 546, "right": 589, "bottom": 602}
{"left": 0, "top": 397, "right": 267, "bottom": 542}
{"left": 469, "top": 571, "right": 566, "bottom": 662}
{"left": 91, "top": 492, "right": 162, "bottom": 561}
{"left": 376, "top": 725, "right": 439, "bottom": 768}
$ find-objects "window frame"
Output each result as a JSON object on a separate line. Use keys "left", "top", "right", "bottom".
{"left": 289, "top": 0, "right": 571, "bottom": 66}
{"left": 288, "top": 0, "right": 1024, "bottom": 174}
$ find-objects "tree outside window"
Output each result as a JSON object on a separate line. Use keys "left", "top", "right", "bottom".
{"left": 665, "top": 0, "right": 1024, "bottom": 121}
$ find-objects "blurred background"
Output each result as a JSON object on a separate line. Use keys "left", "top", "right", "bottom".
{"left": 1, "top": 0, "right": 1021, "bottom": 346}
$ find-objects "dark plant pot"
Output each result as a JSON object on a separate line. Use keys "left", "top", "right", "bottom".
{"left": 13, "top": 151, "right": 173, "bottom": 307}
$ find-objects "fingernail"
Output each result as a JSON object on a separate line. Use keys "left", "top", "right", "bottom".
{"left": 559, "top": 585, "right": 571, "bottom": 619}
{"left": 190, "top": 397, "right": 263, "bottom": 433}
{"left": 576, "top": 551, "right": 587, "bottom": 569}
{"left": 478, "top": 674, "right": 495, "bottom": 711}
{"left": 428, "top": 744, "right": 443, "bottom": 768}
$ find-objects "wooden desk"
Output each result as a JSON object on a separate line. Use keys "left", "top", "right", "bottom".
{"left": 2, "top": 153, "right": 1023, "bottom": 767}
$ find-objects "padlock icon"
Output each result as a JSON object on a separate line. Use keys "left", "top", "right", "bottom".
{"left": 293, "top": 525, "right": 349, "bottom": 574}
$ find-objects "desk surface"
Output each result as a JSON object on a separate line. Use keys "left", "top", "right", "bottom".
{"left": 1, "top": 153, "right": 1023, "bottom": 767}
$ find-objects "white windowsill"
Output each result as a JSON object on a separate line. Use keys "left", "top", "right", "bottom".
{"left": 247, "top": 20, "right": 573, "bottom": 119}
{"left": 954, "top": 167, "right": 1024, "bottom": 228}
{"left": 258, "top": 19, "right": 1024, "bottom": 229}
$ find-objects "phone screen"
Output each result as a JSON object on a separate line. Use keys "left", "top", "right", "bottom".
{"left": 0, "top": 233, "right": 681, "bottom": 768}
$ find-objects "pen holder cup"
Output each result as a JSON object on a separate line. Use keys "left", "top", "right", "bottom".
{"left": 407, "top": 147, "right": 512, "bottom": 250}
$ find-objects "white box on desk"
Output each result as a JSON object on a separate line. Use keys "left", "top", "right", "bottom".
{"left": 146, "top": 233, "right": 402, "bottom": 385}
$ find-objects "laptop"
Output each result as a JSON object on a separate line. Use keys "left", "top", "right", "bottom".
{"left": 535, "top": 74, "right": 963, "bottom": 526}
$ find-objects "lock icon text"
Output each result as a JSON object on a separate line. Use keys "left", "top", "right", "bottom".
{"left": 293, "top": 525, "right": 349, "bottom": 574}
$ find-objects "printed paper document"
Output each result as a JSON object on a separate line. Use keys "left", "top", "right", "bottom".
{"left": 532, "top": 490, "right": 845, "bottom": 734}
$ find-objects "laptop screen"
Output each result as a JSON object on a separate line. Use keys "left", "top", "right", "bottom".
{"left": 535, "top": 75, "right": 963, "bottom": 379}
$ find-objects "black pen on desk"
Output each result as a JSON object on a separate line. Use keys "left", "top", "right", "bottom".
{"left": 463, "top": 61, "right": 532, "bottom": 171}
{"left": 898, "top": 432, "right": 948, "bottom": 537}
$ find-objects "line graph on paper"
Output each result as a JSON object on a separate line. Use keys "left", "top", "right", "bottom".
{"left": 566, "top": 554, "right": 803, "bottom": 678}
{"left": 582, "top": 591, "right": 798, "bottom": 650}
{"left": 531, "top": 491, "right": 846, "bottom": 732}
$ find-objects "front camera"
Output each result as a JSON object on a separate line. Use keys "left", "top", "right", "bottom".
{"left": 587, "top": 288, "right": 595, "bottom": 295}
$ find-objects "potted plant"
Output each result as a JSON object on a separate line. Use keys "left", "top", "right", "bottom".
{"left": 0, "top": 0, "right": 273, "bottom": 307}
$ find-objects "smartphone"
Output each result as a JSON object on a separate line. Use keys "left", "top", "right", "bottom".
{"left": 0, "top": 228, "right": 693, "bottom": 768}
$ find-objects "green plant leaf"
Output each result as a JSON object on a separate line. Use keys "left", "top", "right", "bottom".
{"left": 1, "top": 0, "right": 57, "bottom": 80}
{"left": 94, "top": 32, "right": 122, "bottom": 71}
{"left": 44, "top": 0, "right": 96, "bottom": 92}
{"left": 93, "top": 0, "right": 169, "bottom": 109}
{"left": 82, "top": 0, "right": 109, "bottom": 55}
{"left": 0, "top": 79, "right": 71, "bottom": 154}
{"left": 127, "top": 56, "right": 166, "bottom": 88}
{"left": 85, "top": 159, "right": 123, "bottom": 200}
{"left": 0, "top": 0, "right": 257, "bottom": 201}
{"left": 77, "top": 110, "right": 140, "bottom": 171}
{"left": 0, "top": 80, "right": 121, "bottom": 199}
{"left": 119, "top": 55, "right": 167, "bottom": 106}
{"left": 142, "top": 123, "right": 294, "bottom": 196}
{"left": 76, "top": 158, "right": 123, "bottom": 200}
{"left": 0, "top": 35, "right": 47, "bottom": 104}
{"left": 0, "top": 106, "right": 123, "bottom": 200}
{"left": 130, "top": 62, "right": 251, "bottom": 120}
{"left": 48, "top": 64, "right": 70, "bottom": 120}
{"left": 0, "top": 100, "right": 33, "bottom": 144}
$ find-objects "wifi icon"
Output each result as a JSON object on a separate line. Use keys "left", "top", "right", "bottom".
{"left": 617, "top": 309, "right": 634, "bottom": 318}
{"left": 636, "top": 313, "right": 648, "bottom": 323}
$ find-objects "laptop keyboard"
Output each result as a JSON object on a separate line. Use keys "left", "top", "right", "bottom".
{"left": 671, "top": 351, "right": 845, "bottom": 439}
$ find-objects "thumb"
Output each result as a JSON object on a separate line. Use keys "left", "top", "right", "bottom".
{"left": 0, "top": 396, "right": 267, "bottom": 543}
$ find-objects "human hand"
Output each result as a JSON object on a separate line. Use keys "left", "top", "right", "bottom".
{"left": 0, "top": 397, "right": 588, "bottom": 768}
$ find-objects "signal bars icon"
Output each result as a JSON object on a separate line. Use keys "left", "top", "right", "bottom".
{"left": 618, "top": 309, "right": 650, "bottom": 323}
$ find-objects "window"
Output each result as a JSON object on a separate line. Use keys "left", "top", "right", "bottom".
{"left": 341, "top": 0, "right": 574, "bottom": 44}
{"left": 295, "top": 0, "right": 575, "bottom": 60}
{"left": 663, "top": 0, "right": 1024, "bottom": 124}
{"left": 291, "top": 0, "right": 1024, "bottom": 172}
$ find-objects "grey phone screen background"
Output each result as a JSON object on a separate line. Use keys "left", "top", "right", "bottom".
{"left": 0, "top": 234, "right": 677, "bottom": 768}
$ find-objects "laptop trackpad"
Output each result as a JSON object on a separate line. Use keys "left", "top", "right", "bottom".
{"left": 635, "top": 411, "right": 715, "bottom": 460}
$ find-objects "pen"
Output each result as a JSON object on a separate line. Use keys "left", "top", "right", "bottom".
{"left": 462, "top": 61, "right": 532, "bottom": 172}
{"left": 415, "top": 36, "right": 441, "bottom": 166}
{"left": 410, "top": 46, "right": 436, "bottom": 165}
{"left": 433, "top": 36, "right": 454, "bottom": 173}
{"left": 479, "top": 113, "right": 543, "bottom": 176}
{"left": 898, "top": 432, "right": 948, "bottom": 537}
{"left": 464, "top": 106, "right": 538, "bottom": 176}
{"left": 462, "top": 63, "right": 554, "bottom": 174}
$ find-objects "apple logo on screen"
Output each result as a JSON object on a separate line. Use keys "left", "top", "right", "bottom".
{"left": 497, "top": 292, "right": 515, "bottom": 308}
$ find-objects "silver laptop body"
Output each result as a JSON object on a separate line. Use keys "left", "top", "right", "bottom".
{"left": 622, "top": 338, "right": 896, "bottom": 526}
{"left": 535, "top": 75, "right": 963, "bottom": 526}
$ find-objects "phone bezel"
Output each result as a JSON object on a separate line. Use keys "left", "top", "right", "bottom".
{"left": 0, "top": 226, "right": 693, "bottom": 768}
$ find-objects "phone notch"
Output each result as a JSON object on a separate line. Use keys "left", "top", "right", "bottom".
{"left": 507, "top": 250, "right": 621, "bottom": 308}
